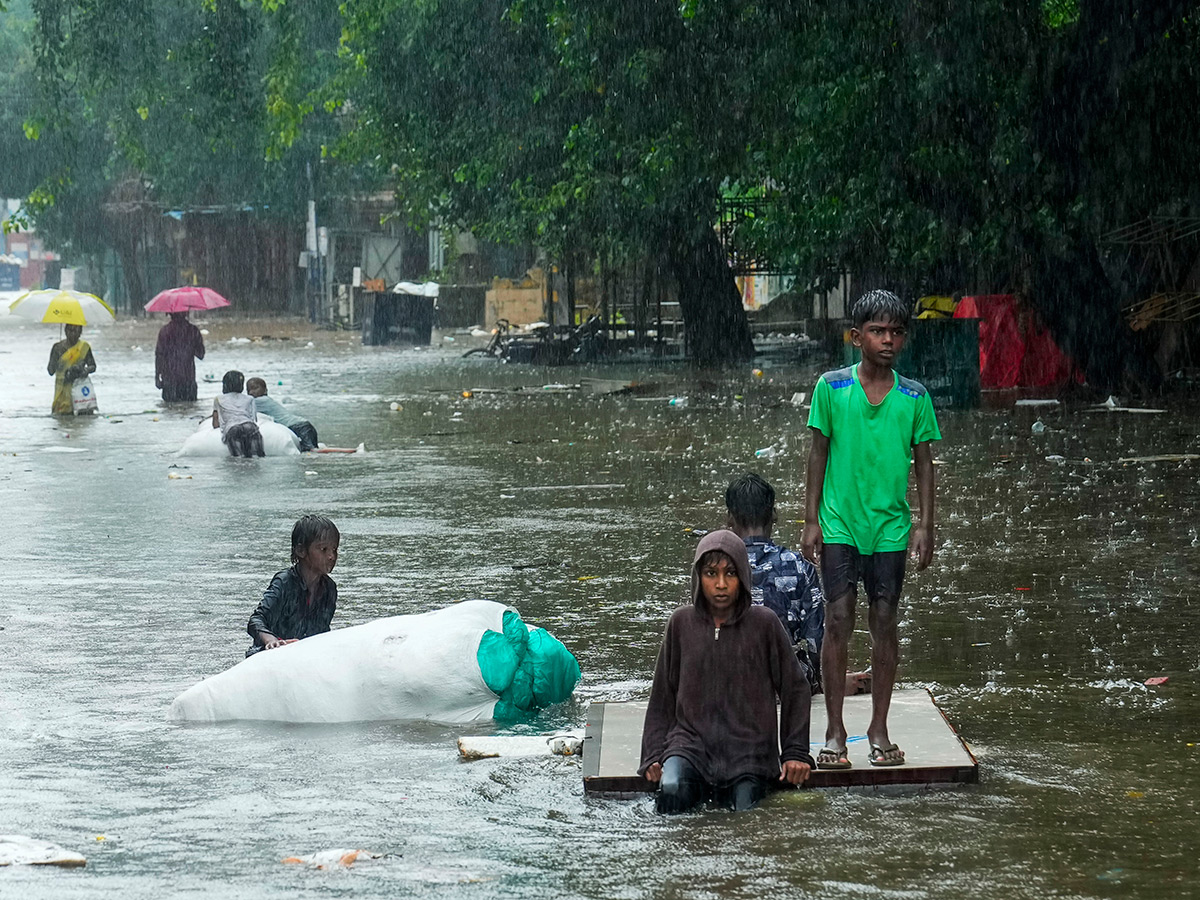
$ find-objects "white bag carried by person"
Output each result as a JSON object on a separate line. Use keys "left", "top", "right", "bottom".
{"left": 70, "top": 377, "right": 98, "bottom": 415}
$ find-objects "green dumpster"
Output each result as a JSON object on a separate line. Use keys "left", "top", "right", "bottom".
{"left": 842, "top": 318, "right": 980, "bottom": 409}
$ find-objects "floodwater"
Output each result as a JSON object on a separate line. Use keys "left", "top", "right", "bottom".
{"left": 1, "top": 315, "right": 1197, "bottom": 899}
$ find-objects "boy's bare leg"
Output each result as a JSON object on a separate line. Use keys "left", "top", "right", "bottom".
{"left": 866, "top": 600, "right": 903, "bottom": 763}
{"left": 819, "top": 591, "right": 856, "bottom": 762}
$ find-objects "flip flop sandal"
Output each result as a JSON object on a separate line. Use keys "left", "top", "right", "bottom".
{"left": 868, "top": 743, "right": 905, "bottom": 767}
{"left": 816, "top": 744, "right": 852, "bottom": 770}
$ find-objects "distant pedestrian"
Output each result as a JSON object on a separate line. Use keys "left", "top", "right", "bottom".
{"left": 47, "top": 324, "right": 97, "bottom": 416}
{"left": 246, "top": 377, "right": 319, "bottom": 451}
{"left": 211, "top": 370, "right": 264, "bottom": 457}
{"left": 155, "top": 312, "right": 205, "bottom": 402}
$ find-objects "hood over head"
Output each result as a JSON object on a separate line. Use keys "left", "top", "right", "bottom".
{"left": 691, "top": 530, "right": 753, "bottom": 620}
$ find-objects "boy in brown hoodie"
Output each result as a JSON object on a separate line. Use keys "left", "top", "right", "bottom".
{"left": 638, "top": 530, "right": 815, "bottom": 813}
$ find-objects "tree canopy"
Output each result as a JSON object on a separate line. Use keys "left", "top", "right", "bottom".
{"left": 15, "top": 0, "right": 1200, "bottom": 378}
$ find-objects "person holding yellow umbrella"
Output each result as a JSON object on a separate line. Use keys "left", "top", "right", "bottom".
{"left": 9, "top": 288, "right": 115, "bottom": 415}
{"left": 47, "top": 323, "right": 97, "bottom": 415}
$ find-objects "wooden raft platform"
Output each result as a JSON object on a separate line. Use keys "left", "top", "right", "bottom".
{"left": 582, "top": 689, "right": 977, "bottom": 792}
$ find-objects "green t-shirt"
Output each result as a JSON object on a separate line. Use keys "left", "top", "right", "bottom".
{"left": 807, "top": 364, "right": 941, "bottom": 553}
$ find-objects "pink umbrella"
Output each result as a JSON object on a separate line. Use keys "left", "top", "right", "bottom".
{"left": 144, "top": 286, "right": 232, "bottom": 313}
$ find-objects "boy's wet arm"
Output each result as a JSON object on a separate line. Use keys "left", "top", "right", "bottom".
{"left": 912, "top": 441, "right": 936, "bottom": 528}
{"left": 911, "top": 442, "right": 936, "bottom": 569}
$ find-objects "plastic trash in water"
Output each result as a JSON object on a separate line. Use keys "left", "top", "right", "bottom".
{"left": 754, "top": 446, "right": 778, "bottom": 459}
{"left": 281, "top": 849, "right": 383, "bottom": 869}
{"left": 389, "top": 402, "right": 403, "bottom": 411}
{"left": 549, "top": 734, "right": 583, "bottom": 756}
{"left": 790, "top": 392, "right": 807, "bottom": 406}
{"left": 668, "top": 397, "right": 688, "bottom": 407}
{"left": 1031, "top": 419, "right": 1046, "bottom": 435}
{"left": 751, "top": 368, "right": 764, "bottom": 379}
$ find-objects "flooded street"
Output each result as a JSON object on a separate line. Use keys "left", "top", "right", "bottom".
{"left": 1, "top": 316, "right": 1197, "bottom": 898}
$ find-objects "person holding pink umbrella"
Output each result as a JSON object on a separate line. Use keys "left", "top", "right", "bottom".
{"left": 146, "top": 286, "right": 228, "bottom": 403}
{"left": 155, "top": 312, "right": 206, "bottom": 402}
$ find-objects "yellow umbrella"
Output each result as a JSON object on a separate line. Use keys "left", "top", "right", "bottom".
{"left": 9, "top": 289, "right": 116, "bottom": 326}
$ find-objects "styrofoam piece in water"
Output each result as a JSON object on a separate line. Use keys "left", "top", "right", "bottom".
{"left": 457, "top": 732, "right": 583, "bottom": 760}
{"left": 0, "top": 835, "right": 87, "bottom": 867}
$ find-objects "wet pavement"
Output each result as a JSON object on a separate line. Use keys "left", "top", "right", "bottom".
{"left": 0, "top": 314, "right": 1197, "bottom": 898}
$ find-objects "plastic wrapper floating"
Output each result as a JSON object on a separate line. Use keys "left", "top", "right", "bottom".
{"left": 168, "top": 600, "right": 581, "bottom": 724}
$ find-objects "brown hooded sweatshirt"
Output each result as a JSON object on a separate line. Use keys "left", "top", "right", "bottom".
{"left": 638, "top": 530, "right": 815, "bottom": 785}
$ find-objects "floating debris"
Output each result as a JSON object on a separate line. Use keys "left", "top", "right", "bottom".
{"left": 281, "top": 849, "right": 385, "bottom": 869}
{"left": 0, "top": 835, "right": 87, "bottom": 868}
{"left": 1117, "top": 454, "right": 1199, "bottom": 464}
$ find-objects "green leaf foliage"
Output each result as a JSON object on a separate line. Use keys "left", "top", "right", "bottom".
{"left": 19, "top": 0, "right": 366, "bottom": 252}
{"left": 19, "top": 0, "right": 1200, "bottom": 378}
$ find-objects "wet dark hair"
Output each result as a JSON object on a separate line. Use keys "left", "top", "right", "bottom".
{"left": 851, "top": 289, "right": 910, "bottom": 328}
{"left": 245, "top": 377, "right": 267, "bottom": 394}
{"left": 725, "top": 473, "right": 775, "bottom": 532}
{"left": 222, "top": 370, "right": 245, "bottom": 393}
{"left": 697, "top": 549, "right": 736, "bottom": 570}
{"left": 292, "top": 515, "right": 340, "bottom": 562}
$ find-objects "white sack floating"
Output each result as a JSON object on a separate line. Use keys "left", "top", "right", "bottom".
{"left": 176, "top": 417, "right": 300, "bottom": 457}
{"left": 168, "top": 600, "right": 581, "bottom": 725}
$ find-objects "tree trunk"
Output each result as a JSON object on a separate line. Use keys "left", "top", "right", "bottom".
{"left": 666, "top": 223, "right": 753, "bottom": 365}
{"left": 1027, "top": 240, "right": 1160, "bottom": 394}
{"left": 108, "top": 220, "right": 145, "bottom": 313}
{"left": 1021, "top": 2, "right": 1192, "bottom": 393}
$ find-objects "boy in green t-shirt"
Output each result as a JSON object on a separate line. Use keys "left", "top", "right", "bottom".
{"left": 801, "top": 290, "right": 941, "bottom": 769}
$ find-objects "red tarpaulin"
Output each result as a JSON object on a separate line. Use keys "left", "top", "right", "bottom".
{"left": 954, "top": 294, "right": 1079, "bottom": 389}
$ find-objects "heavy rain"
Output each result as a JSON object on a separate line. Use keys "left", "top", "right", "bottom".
{"left": 2, "top": 0, "right": 1199, "bottom": 898}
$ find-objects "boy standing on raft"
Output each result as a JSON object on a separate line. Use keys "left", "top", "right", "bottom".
{"left": 802, "top": 290, "right": 940, "bottom": 769}
{"left": 639, "top": 530, "right": 814, "bottom": 813}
